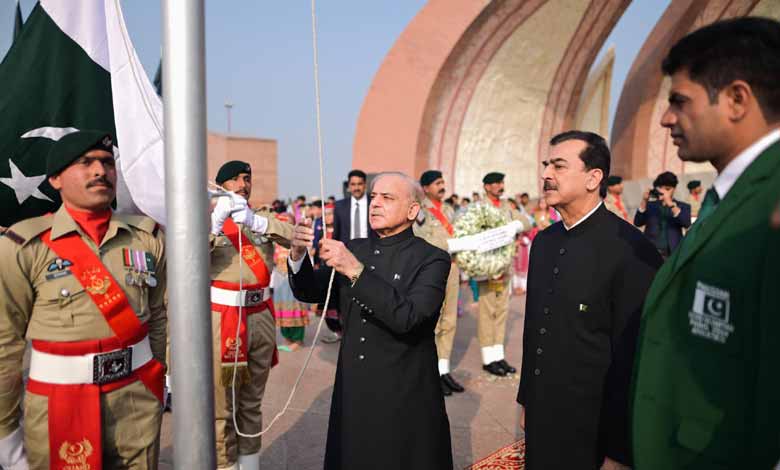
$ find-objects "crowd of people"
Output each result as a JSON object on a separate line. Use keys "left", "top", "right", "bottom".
{"left": 0, "top": 16, "right": 778, "bottom": 470}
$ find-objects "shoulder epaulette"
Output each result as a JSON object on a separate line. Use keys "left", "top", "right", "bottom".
{"left": 4, "top": 215, "right": 54, "bottom": 246}
{"left": 116, "top": 214, "right": 159, "bottom": 235}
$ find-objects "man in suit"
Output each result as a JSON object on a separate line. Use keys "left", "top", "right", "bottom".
{"left": 603, "top": 175, "right": 629, "bottom": 221}
{"left": 632, "top": 17, "right": 780, "bottom": 469}
{"left": 333, "top": 169, "right": 371, "bottom": 244}
{"left": 634, "top": 171, "right": 691, "bottom": 257}
{"left": 517, "top": 131, "right": 662, "bottom": 470}
{"left": 288, "top": 172, "right": 453, "bottom": 470}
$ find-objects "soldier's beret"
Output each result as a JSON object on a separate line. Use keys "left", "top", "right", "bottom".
{"left": 606, "top": 175, "right": 623, "bottom": 186}
{"left": 216, "top": 160, "right": 251, "bottom": 185}
{"left": 46, "top": 130, "right": 114, "bottom": 178}
{"left": 482, "top": 172, "right": 505, "bottom": 184}
{"left": 419, "top": 170, "right": 443, "bottom": 187}
{"left": 687, "top": 180, "right": 701, "bottom": 190}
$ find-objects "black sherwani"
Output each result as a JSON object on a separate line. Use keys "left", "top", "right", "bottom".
{"left": 517, "top": 205, "right": 662, "bottom": 469}
{"left": 290, "top": 227, "right": 454, "bottom": 470}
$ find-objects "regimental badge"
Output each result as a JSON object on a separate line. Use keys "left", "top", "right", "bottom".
{"left": 81, "top": 267, "right": 111, "bottom": 295}
{"left": 225, "top": 337, "right": 243, "bottom": 360}
{"left": 689, "top": 281, "right": 734, "bottom": 344}
{"left": 47, "top": 257, "right": 74, "bottom": 272}
{"left": 102, "top": 136, "right": 113, "bottom": 147}
{"left": 241, "top": 245, "right": 259, "bottom": 266}
{"left": 58, "top": 438, "right": 93, "bottom": 466}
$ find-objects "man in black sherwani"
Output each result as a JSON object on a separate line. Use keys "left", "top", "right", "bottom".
{"left": 517, "top": 131, "right": 663, "bottom": 470}
{"left": 288, "top": 171, "right": 453, "bottom": 470}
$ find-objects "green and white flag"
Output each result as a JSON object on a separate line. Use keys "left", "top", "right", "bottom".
{"left": 0, "top": 0, "right": 165, "bottom": 228}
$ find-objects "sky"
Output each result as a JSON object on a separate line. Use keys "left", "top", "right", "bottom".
{"left": 0, "top": 1, "right": 669, "bottom": 199}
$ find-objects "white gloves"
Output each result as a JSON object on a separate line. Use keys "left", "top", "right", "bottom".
{"left": 508, "top": 220, "right": 524, "bottom": 234}
{"left": 210, "top": 193, "right": 268, "bottom": 235}
{"left": 0, "top": 427, "right": 29, "bottom": 470}
{"left": 231, "top": 205, "right": 269, "bottom": 234}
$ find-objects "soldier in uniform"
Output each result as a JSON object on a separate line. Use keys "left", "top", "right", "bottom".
{"left": 209, "top": 160, "right": 294, "bottom": 470}
{"left": 413, "top": 170, "right": 464, "bottom": 396}
{"left": 603, "top": 175, "right": 629, "bottom": 221}
{"left": 479, "top": 172, "right": 532, "bottom": 376}
{"left": 0, "top": 130, "right": 167, "bottom": 469}
{"left": 686, "top": 179, "right": 702, "bottom": 221}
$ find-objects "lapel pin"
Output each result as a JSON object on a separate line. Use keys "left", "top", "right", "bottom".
{"left": 579, "top": 304, "right": 588, "bottom": 312}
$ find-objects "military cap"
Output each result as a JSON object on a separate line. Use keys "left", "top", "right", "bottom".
{"left": 687, "top": 180, "right": 701, "bottom": 190}
{"left": 216, "top": 160, "right": 252, "bottom": 185}
{"left": 419, "top": 170, "right": 443, "bottom": 187}
{"left": 46, "top": 130, "right": 114, "bottom": 178}
{"left": 606, "top": 175, "right": 623, "bottom": 186}
{"left": 482, "top": 172, "right": 505, "bottom": 184}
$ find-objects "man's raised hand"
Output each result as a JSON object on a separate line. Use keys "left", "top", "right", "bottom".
{"left": 291, "top": 218, "right": 314, "bottom": 261}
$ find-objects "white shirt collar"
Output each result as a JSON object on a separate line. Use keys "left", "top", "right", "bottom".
{"left": 714, "top": 129, "right": 780, "bottom": 199}
{"left": 563, "top": 201, "right": 602, "bottom": 231}
{"left": 351, "top": 194, "right": 367, "bottom": 206}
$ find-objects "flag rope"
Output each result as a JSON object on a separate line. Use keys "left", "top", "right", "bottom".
{"left": 227, "top": 0, "right": 336, "bottom": 439}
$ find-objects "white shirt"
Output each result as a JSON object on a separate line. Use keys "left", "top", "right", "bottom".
{"left": 350, "top": 194, "right": 368, "bottom": 239}
{"left": 713, "top": 128, "right": 780, "bottom": 199}
{"left": 563, "top": 201, "right": 603, "bottom": 231}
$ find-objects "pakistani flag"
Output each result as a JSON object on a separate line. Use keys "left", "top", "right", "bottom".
{"left": 0, "top": 0, "right": 166, "bottom": 228}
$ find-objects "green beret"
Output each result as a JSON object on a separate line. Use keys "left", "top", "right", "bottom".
{"left": 606, "top": 175, "right": 623, "bottom": 186}
{"left": 46, "top": 130, "right": 114, "bottom": 177}
{"left": 216, "top": 160, "right": 251, "bottom": 185}
{"left": 482, "top": 172, "right": 504, "bottom": 184}
{"left": 687, "top": 180, "right": 701, "bottom": 190}
{"left": 419, "top": 170, "right": 443, "bottom": 187}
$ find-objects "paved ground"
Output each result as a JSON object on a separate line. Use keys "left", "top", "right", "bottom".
{"left": 159, "top": 285, "right": 527, "bottom": 469}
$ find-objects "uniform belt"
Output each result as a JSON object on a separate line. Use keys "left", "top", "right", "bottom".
{"left": 29, "top": 335, "right": 153, "bottom": 385}
{"left": 211, "top": 285, "right": 270, "bottom": 307}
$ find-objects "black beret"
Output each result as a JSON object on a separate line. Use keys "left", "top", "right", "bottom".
{"left": 606, "top": 175, "right": 623, "bottom": 186}
{"left": 482, "top": 172, "right": 505, "bottom": 184}
{"left": 46, "top": 130, "right": 114, "bottom": 178}
{"left": 216, "top": 160, "right": 251, "bottom": 185}
{"left": 419, "top": 170, "right": 443, "bottom": 187}
{"left": 687, "top": 180, "right": 701, "bottom": 190}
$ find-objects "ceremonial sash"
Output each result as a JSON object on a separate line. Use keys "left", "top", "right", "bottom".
{"left": 428, "top": 202, "right": 454, "bottom": 236}
{"left": 38, "top": 230, "right": 164, "bottom": 470}
{"left": 218, "top": 220, "right": 273, "bottom": 384}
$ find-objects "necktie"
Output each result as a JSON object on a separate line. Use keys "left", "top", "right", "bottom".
{"left": 353, "top": 202, "right": 360, "bottom": 239}
{"left": 696, "top": 188, "right": 720, "bottom": 223}
{"left": 677, "top": 187, "right": 719, "bottom": 263}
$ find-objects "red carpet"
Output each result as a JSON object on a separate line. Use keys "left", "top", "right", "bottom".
{"left": 465, "top": 439, "right": 525, "bottom": 470}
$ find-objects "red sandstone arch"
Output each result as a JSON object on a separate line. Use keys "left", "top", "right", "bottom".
{"left": 352, "top": 0, "right": 629, "bottom": 195}
{"left": 610, "top": 0, "right": 761, "bottom": 180}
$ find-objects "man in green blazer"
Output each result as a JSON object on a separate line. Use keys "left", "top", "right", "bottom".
{"left": 632, "top": 17, "right": 780, "bottom": 469}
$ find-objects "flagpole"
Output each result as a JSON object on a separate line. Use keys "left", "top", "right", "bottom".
{"left": 162, "top": 1, "right": 216, "bottom": 469}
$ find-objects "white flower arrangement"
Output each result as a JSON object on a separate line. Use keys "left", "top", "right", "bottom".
{"left": 453, "top": 203, "right": 515, "bottom": 280}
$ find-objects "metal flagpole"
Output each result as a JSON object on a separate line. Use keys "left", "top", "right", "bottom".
{"left": 162, "top": 0, "right": 216, "bottom": 468}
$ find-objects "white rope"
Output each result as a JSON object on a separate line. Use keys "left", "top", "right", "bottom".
{"left": 228, "top": 0, "right": 337, "bottom": 438}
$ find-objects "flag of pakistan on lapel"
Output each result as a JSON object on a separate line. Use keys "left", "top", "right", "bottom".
{"left": 0, "top": 0, "right": 166, "bottom": 228}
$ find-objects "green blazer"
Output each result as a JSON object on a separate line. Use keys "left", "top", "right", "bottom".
{"left": 631, "top": 141, "right": 780, "bottom": 469}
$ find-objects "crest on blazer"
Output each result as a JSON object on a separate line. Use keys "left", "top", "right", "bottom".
{"left": 689, "top": 281, "right": 734, "bottom": 344}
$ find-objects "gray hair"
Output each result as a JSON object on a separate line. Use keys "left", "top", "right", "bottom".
{"left": 370, "top": 171, "right": 424, "bottom": 205}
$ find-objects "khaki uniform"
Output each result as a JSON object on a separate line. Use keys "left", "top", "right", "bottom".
{"left": 687, "top": 193, "right": 702, "bottom": 220}
{"left": 604, "top": 193, "right": 629, "bottom": 221}
{"left": 477, "top": 199, "right": 531, "bottom": 360}
{"left": 413, "top": 198, "right": 459, "bottom": 363}
{"left": 209, "top": 212, "right": 293, "bottom": 468}
{"left": 0, "top": 205, "right": 166, "bottom": 469}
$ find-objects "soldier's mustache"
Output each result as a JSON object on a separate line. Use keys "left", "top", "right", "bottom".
{"left": 87, "top": 178, "right": 113, "bottom": 189}
{"left": 437, "top": 188, "right": 446, "bottom": 195}
{"left": 543, "top": 181, "right": 557, "bottom": 191}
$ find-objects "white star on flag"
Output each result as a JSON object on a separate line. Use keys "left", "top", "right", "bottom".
{"left": 0, "top": 159, "right": 53, "bottom": 205}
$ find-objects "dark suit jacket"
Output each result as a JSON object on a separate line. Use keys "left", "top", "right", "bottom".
{"left": 289, "top": 227, "right": 453, "bottom": 470}
{"left": 333, "top": 196, "right": 372, "bottom": 244}
{"left": 634, "top": 199, "right": 691, "bottom": 253}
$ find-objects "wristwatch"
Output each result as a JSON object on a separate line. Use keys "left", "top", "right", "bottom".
{"left": 349, "top": 263, "right": 365, "bottom": 287}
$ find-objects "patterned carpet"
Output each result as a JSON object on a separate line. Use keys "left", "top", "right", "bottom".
{"left": 465, "top": 439, "right": 525, "bottom": 470}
